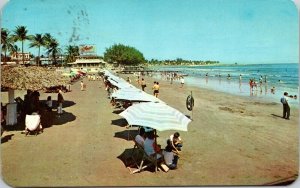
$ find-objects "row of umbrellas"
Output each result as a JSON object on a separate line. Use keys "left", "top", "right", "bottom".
{"left": 104, "top": 70, "right": 192, "bottom": 132}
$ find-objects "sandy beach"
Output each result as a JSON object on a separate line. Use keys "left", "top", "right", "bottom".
{"left": 1, "top": 73, "right": 298, "bottom": 186}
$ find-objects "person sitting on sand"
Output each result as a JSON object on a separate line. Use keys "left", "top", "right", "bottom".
{"left": 163, "top": 139, "right": 179, "bottom": 170}
{"left": 170, "top": 132, "right": 183, "bottom": 154}
{"left": 135, "top": 127, "right": 146, "bottom": 147}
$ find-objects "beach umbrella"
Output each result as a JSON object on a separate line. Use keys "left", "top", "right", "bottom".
{"left": 112, "top": 90, "right": 163, "bottom": 103}
{"left": 1, "top": 66, "right": 70, "bottom": 125}
{"left": 108, "top": 77, "right": 133, "bottom": 89}
{"left": 1, "top": 66, "right": 69, "bottom": 91}
{"left": 119, "top": 102, "right": 191, "bottom": 131}
{"left": 61, "top": 72, "right": 71, "bottom": 77}
{"left": 119, "top": 102, "right": 191, "bottom": 173}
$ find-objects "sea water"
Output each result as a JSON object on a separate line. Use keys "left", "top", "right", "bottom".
{"left": 150, "top": 63, "right": 299, "bottom": 107}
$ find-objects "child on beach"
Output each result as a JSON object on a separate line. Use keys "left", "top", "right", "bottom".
{"left": 170, "top": 132, "right": 183, "bottom": 154}
{"left": 163, "top": 139, "right": 179, "bottom": 170}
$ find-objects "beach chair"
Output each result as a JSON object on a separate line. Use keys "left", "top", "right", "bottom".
{"left": 127, "top": 141, "right": 162, "bottom": 174}
{"left": 25, "top": 114, "right": 43, "bottom": 136}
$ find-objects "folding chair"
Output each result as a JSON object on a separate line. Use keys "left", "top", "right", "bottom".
{"left": 127, "top": 141, "right": 162, "bottom": 174}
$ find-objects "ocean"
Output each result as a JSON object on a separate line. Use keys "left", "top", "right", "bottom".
{"left": 149, "top": 63, "right": 299, "bottom": 107}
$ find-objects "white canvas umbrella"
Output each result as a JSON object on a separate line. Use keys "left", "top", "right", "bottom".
{"left": 119, "top": 102, "right": 191, "bottom": 131}
{"left": 106, "top": 73, "right": 133, "bottom": 89}
{"left": 119, "top": 102, "right": 191, "bottom": 173}
{"left": 112, "top": 89, "right": 163, "bottom": 103}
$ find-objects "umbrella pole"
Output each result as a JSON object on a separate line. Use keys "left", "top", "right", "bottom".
{"left": 8, "top": 89, "right": 15, "bottom": 103}
{"left": 154, "top": 129, "right": 157, "bottom": 173}
{"left": 191, "top": 91, "right": 193, "bottom": 121}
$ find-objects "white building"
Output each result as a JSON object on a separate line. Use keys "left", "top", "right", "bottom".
{"left": 67, "top": 55, "right": 106, "bottom": 73}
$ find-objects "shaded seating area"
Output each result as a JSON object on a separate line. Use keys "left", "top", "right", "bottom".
{"left": 126, "top": 141, "right": 164, "bottom": 174}
{"left": 103, "top": 70, "right": 191, "bottom": 174}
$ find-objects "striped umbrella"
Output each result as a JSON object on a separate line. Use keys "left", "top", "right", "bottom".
{"left": 112, "top": 89, "right": 163, "bottom": 103}
{"left": 119, "top": 102, "right": 191, "bottom": 131}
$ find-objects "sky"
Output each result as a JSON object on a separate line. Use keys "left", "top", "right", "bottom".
{"left": 1, "top": 0, "right": 299, "bottom": 64}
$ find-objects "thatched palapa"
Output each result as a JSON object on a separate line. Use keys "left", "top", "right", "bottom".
{"left": 1, "top": 66, "right": 70, "bottom": 91}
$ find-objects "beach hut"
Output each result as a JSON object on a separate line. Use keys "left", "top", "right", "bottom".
{"left": 1, "top": 66, "right": 69, "bottom": 125}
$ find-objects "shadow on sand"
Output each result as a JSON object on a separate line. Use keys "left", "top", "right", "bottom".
{"left": 112, "top": 109, "right": 124, "bottom": 114}
{"left": 1, "top": 134, "right": 14, "bottom": 144}
{"left": 53, "top": 111, "right": 76, "bottom": 126}
{"left": 40, "top": 100, "right": 76, "bottom": 108}
{"left": 271, "top": 114, "right": 284, "bottom": 118}
{"left": 111, "top": 118, "right": 128, "bottom": 127}
{"left": 117, "top": 148, "right": 156, "bottom": 172}
{"left": 114, "top": 129, "right": 139, "bottom": 141}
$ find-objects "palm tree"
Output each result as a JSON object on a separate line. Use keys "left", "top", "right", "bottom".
{"left": 65, "top": 45, "right": 79, "bottom": 63}
{"left": 43, "top": 33, "right": 54, "bottom": 65}
{"left": 29, "top": 34, "right": 45, "bottom": 66}
{"left": 46, "top": 38, "right": 61, "bottom": 66}
{"left": 1, "top": 29, "right": 15, "bottom": 63}
{"left": 11, "top": 26, "right": 30, "bottom": 65}
{"left": 43, "top": 33, "right": 53, "bottom": 47}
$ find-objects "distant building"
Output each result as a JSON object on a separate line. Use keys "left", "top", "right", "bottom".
{"left": 67, "top": 55, "right": 106, "bottom": 73}
{"left": 11, "top": 52, "right": 31, "bottom": 64}
{"left": 67, "top": 44, "right": 106, "bottom": 73}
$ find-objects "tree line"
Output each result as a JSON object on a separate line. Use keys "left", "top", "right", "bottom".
{"left": 1, "top": 25, "right": 219, "bottom": 67}
{"left": 148, "top": 58, "right": 220, "bottom": 66}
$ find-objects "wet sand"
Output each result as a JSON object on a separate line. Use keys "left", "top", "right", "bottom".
{"left": 1, "top": 73, "right": 299, "bottom": 186}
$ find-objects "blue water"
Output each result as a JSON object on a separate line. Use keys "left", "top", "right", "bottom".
{"left": 149, "top": 63, "right": 299, "bottom": 107}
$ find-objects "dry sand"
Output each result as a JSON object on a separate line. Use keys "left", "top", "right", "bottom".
{"left": 1, "top": 73, "right": 299, "bottom": 187}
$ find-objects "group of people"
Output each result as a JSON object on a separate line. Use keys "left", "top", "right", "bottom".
{"left": 87, "top": 74, "right": 100, "bottom": 81}
{"left": 135, "top": 128, "right": 183, "bottom": 170}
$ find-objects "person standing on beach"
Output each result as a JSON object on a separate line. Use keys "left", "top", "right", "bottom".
{"left": 180, "top": 77, "right": 185, "bottom": 88}
{"left": 152, "top": 82, "right": 159, "bottom": 98}
{"left": 80, "top": 81, "right": 84, "bottom": 91}
{"left": 141, "top": 78, "right": 147, "bottom": 91}
{"left": 126, "top": 77, "right": 131, "bottom": 83}
{"left": 281, "top": 92, "right": 290, "bottom": 120}
{"left": 57, "top": 89, "right": 64, "bottom": 117}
